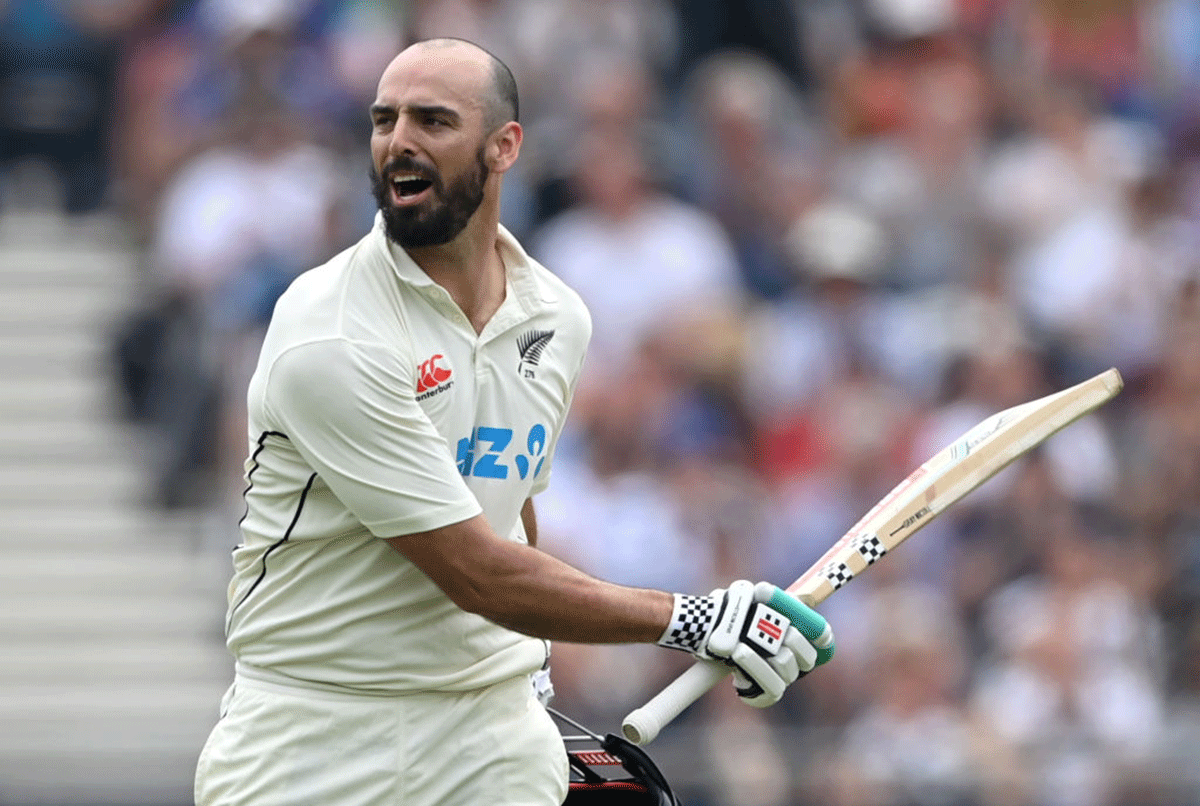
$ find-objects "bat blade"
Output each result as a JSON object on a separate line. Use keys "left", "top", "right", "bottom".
{"left": 621, "top": 368, "right": 1123, "bottom": 745}
{"left": 788, "top": 367, "right": 1123, "bottom": 608}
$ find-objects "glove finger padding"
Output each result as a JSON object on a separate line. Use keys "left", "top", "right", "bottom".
{"left": 703, "top": 580, "right": 756, "bottom": 659}
{"left": 783, "top": 627, "right": 817, "bottom": 674}
{"left": 765, "top": 628, "right": 801, "bottom": 682}
{"left": 729, "top": 645, "right": 785, "bottom": 707}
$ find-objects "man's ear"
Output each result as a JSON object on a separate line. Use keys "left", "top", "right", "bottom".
{"left": 487, "top": 121, "right": 522, "bottom": 173}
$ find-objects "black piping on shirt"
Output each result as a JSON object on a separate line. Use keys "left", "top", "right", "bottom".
{"left": 239, "top": 430, "right": 288, "bottom": 526}
{"left": 228, "top": 430, "right": 317, "bottom": 627}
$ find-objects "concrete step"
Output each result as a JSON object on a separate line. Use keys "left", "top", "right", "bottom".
{"left": 0, "top": 446, "right": 145, "bottom": 473}
{"left": 0, "top": 417, "right": 143, "bottom": 460}
{"left": 0, "top": 345, "right": 115, "bottom": 380}
{"left": 0, "top": 328, "right": 103, "bottom": 360}
{"left": 0, "top": 461, "right": 146, "bottom": 505}
{"left": 0, "top": 749, "right": 206, "bottom": 806}
{"left": 0, "top": 547, "right": 211, "bottom": 593}
{"left": 0, "top": 504, "right": 214, "bottom": 544}
{"left": 0, "top": 680, "right": 230, "bottom": 805}
{"left": 0, "top": 208, "right": 133, "bottom": 250}
{"left": 0, "top": 372, "right": 115, "bottom": 413}
{"left": 0, "top": 384, "right": 127, "bottom": 428}
{"left": 0, "top": 249, "right": 137, "bottom": 284}
{"left": 0, "top": 681, "right": 228, "bottom": 745}
{"left": 0, "top": 287, "right": 129, "bottom": 329}
{"left": 0, "top": 592, "right": 222, "bottom": 640}
{"left": 0, "top": 637, "right": 231, "bottom": 684}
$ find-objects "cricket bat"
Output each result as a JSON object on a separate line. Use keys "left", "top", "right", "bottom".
{"left": 621, "top": 367, "right": 1124, "bottom": 745}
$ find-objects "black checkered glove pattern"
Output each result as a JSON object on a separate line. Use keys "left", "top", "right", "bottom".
{"left": 657, "top": 594, "right": 719, "bottom": 654}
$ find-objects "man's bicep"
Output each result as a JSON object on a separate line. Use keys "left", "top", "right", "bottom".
{"left": 266, "top": 340, "right": 481, "bottom": 535}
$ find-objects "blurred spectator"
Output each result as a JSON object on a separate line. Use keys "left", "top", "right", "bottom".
{"left": 670, "top": 0, "right": 809, "bottom": 91}
{"left": 180, "top": 0, "right": 347, "bottom": 128}
{"left": 409, "top": 0, "right": 679, "bottom": 123}
{"left": 119, "top": 94, "right": 343, "bottom": 508}
{"left": 1144, "top": 0, "right": 1200, "bottom": 118}
{"left": 678, "top": 50, "right": 821, "bottom": 298}
{"left": 863, "top": 0, "right": 959, "bottom": 42}
{"left": 1123, "top": 284, "right": 1200, "bottom": 611}
{"left": 534, "top": 345, "right": 714, "bottom": 722}
{"left": 755, "top": 358, "right": 918, "bottom": 582}
{"left": 818, "top": 585, "right": 1025, "bottom": 806}
{"left": 532, "top": 57, "right": 743, "bottom": 394}
{"left": 113, "top": 0, "right": 384, "bottom": 232}
{"left": 153, "top": 97, "right": 341, "bottom": 311}
{"left": 1024, "top": 0, "right": 1148, "bottom": 115}
{"left": 114, "top": 14, "right": 211, "bottom": 229}
{"left": 971, "top": 507, "right": 1168, "bottom": 806}
{"left": 0, "top": 0, "right": 160, "bottom": 213}
{"left": 982, "top": 80, "right": 1188, "bottom": 381}
{"left": 538, "top": 343, "right": 714, "bottom": 595}
{"left": 832, "top": 37, "right": 992, "bottom": 290}
{"left": 739, "top": 198, "right": 902, "bottom": 476}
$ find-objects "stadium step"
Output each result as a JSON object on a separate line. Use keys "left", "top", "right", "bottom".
{"left": 0, "top": 210, "right": 233, "bottom": 805}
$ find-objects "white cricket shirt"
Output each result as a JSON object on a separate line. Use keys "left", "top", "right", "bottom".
{"left": 225, "top": 214, "right": 591, "bottom": 694}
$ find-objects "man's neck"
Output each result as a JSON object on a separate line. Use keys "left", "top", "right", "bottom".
{"left": 405, "top": 217, "right": 506, "bottom": 334}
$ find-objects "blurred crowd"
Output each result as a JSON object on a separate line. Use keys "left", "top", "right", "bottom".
{"left": 6, "top": 0, "right": 1200, "bottom": 804}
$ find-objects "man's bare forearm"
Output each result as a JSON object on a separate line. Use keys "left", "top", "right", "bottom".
{"left": 387, "top": 514, "right": 673, "bottom": 644}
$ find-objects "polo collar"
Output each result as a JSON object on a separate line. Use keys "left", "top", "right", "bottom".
{"left": 367, "top": 213, "right": 554, "bottom": 337}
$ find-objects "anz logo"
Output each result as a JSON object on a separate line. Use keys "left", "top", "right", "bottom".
{"left": 456, "top": 423, "right": 548, "bottom": 481}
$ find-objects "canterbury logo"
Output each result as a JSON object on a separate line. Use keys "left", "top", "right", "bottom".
{"left": 517, "top": 329, "right": 554, "bottom": 376}
{"left": 416, "top": 353, "right": 453, "bottom": 393}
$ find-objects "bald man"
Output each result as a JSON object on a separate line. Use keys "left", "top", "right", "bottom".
{"left": 194, "top": 39, "right": 834, "bottom": 806}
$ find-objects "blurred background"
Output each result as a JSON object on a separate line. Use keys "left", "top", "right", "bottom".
{"left": 2, "top": 0, "right": 1200, "bottom": 804}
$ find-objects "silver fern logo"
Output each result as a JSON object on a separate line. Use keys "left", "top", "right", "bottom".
{"left": 517, "top": 329, "right": 554, "bottom": 378}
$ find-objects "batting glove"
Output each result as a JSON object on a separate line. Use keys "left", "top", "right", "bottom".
{"left": 658, "top": 580, "right": 835, "bottom": 707}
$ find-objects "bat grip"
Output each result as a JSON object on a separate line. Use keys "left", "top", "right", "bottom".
{"left": 621, "top": 660, "right": 729, "bottom": 745}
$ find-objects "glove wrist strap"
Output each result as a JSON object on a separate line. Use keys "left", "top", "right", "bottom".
{"left": 657, "top": 593, "right": 717, "bottom": 653}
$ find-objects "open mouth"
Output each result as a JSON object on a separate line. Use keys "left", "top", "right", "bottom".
{"left": 390, "top": 173, "right": 434, "bottom": 204}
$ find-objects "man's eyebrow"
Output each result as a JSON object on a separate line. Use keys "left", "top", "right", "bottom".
{"left": 369, "top": 103, "right": 461, "bottom": 120}
{"left": 408, "top": 104, "right": 461, "bottom": 121}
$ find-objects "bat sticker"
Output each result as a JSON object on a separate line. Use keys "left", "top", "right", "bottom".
{"left": 950, "top": 411, "right": 1015, "bottom": 461}
{"left": 822, "top": 561, "right": 855, "bottom": 590}
{"left": 888, "top": 506, "right": 932, "bottom": 537}
{"left": 850, "top": 532, "right": 887, "bottom": 563}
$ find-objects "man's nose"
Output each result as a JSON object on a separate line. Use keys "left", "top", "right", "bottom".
{"left": 386, "top": 117, "right": 419, "bottom": 158}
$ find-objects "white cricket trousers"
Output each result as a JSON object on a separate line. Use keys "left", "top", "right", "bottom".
{"left": 194, "top": 672, "right": 569, "bottom": 806}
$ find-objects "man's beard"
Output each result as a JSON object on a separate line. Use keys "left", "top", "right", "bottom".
{"left": 371, "top": 149, "right": 489, "bottom": 248}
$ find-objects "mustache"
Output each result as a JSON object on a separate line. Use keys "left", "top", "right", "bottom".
{"left": 379, "top": 156, "right": 439, "bottom": 183}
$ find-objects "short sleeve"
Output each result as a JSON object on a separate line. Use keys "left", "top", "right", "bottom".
{"left": 263, "top": 338, "right": 482, "bottom": 536}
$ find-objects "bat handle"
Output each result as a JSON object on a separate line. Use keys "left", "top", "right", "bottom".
{"left": 621, "top": 659, "right": 729, "bottom": 745}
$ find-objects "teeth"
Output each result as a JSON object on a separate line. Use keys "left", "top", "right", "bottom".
{"left": 392, "top": 174, "right": 424, "bottom": 184}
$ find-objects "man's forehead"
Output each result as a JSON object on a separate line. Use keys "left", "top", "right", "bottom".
{"left": 375, "top": 43, "right": 489, "bottom": 111}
